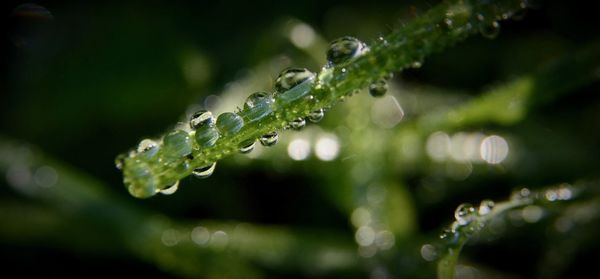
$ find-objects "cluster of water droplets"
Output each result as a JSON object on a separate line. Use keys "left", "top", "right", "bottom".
{"left": 117, "top": 33, "right": 405, "bottom": 198}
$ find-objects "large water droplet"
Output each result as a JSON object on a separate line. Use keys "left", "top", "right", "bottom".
{"left": 192, "top": 162, "right": 216, "bottom": 179}
{"left": 125, "top": 161, "right": 157, "bottom": 198}
{"left": 244, "top": 91, "right": 271, "bottom": 109}
{"left": 308, "top": 109, "right": 324, "bottom": 123}
{"left": 160, "top": 180, "right": 179, "bottom": 195}
{"left": 239, "top": 139, "right": 256, "bottom": 154}
{"left": 216, "top": 112, "right": 244, "bottom": 136}
{"left": 454, "top": 203, "right": 476, "bottom": 225}
{"left": 479, "top": 21, "right": 500, "bottom": 39}
{"left": 368, "top": 79, "right": 388, "bottom": 98}
{"left": 163, "top": 130, "right": 193, "bottom": 158}
{"left": 478, "top": 199, "right": 495, "bottom": 215}
{"left": 290, "top": 118, "right": 306, "bottom": 130}
{"left": 137, "top": 139, "right": 159, "bottom": 159}
{"left": 326, "top": 36, "right": 368, "bottom": 65}
{"left": 260, "top": 131, "right": 279, "bottom": 146}
{"left": 275, "top": 68, "right": 316, "bottom": 94}
{"left": 190, "top": 110, "right": 215, "bottom": 130}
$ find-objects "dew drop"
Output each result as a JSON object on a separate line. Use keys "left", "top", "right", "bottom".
{"left": 163, "top": 130, "right": 192, "bottom": 158}
{"left": 290, "top": 118, "right": 306, "bottom": 130}
{"left": 190, "top": 110, "right": 215, "bottom": 130}
{"left": 192, "top": 162, "right": 216, "bottom": 179}
{"left": 439, "top": 228, "right": 459, "bottom": 245}
{"left": 124, "top": 161, "right": 157, "bottom": 198}
{"left": 308, "top": 109, "right": 324, "bottom": 123}
{"left": 136, "top": 139, "right": 159, "bottom": 159}
{"left": 244, "top": 91, "right": 272, "bottom": 109}
{"left": 160, "top": 180, "right": 179, "bottom": 195}
{"left": 195, "top": 124, "right": 219, "bottom": 148}
{"left": 368, "top": 79, "right": 388, "bottom": 98}
{"left": 274, "top": 68, "right": 316, "bottom": 94}
{"left": 326, "top": 36, "right": 368, "bottom": 65}
{"left": 510, "top": 188, "right": 532, "bottom": 202}
{"left": 479, "top": 21, "right": 500, "bottom": 39}
{"left": 260, "top": 131, "right": 279, "bottom": 147}
{"left": 239, "top": 139, "right": 256, "bottom": 154}
{"left": 454, "top": 203, "right": 476, "bottom": 225}
{"left": 478, "top": 199, "right": 495, "bottom": 215}
{"left": 216, "top": 112, "right": 244, "bottom": 136}
{"left": 115, "top": 153, "right": 127, "bottom": 170}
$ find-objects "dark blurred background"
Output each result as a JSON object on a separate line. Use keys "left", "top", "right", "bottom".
{"left": 2, "top": 0, "right": 600, "bottom": 278}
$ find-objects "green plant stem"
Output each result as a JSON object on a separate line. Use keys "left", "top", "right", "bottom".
{"left": 121, "top": 0, "right": 527, "bottom": 195}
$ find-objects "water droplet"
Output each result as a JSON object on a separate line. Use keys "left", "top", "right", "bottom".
{"left": 326, "top": 36, "right": 368, "bottom": 65}
{"left": 260, "top": 131, "right": 279, "bottom": 146}
{"left": 290, "top": 118, "right": 306, "bottom": 130}
{"left": 190, "top": 110, "right": 215, "bottom": 130}
{"left": 368, "top": 79, "right": 388, "bottom": 97}
{"left": 479, "top": 21, "right": 500, "bottom": 39}
{"left": 455, "top": 203, "right": 476, "bottom": 225}
{"left": 115, "top": 153, "right": 127, "bottom": 170}
{"left": 420, "top": 244, "right": 438, "bottom": 262}
{"left": 124, "top": 161, "right": 157, "bottom": 198}
{"left": 244, "top": 91, "right": 271, "bottom": 109}
{"left": 216, "top": 112, "right": 244, "bottom": 136}
{"left": 439, "top": 228, "right": 459, "bottom": 244}
{"left": 239, "top": 140, "right": 256, "bottom": 154}
{"left": 160, "top": 180, "right": 179, "bottom": 195}
{"left": 308, "top": 109, "right": 324, "bottom": 122}
{"left": 478, "top": 199, "right": 495, "bottom": 215}
{"left": 163, "top": 130, "right": 192, "bottom": 158}
{"left": 510, "top": 188, "right": 532, "bottom": 202}
{"left": 274, "top": 68, "right": 315, "bottom": 94}
{"left": 137, "top": 139, "right": 159, "bottom": 158}
{"left": 192, "top": 162, "right": 216, "bottom": 179}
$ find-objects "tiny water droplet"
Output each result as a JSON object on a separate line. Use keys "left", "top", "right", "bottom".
{"left": 239, "top": 140, "right": 256, "bottom": 154}
{"left": 308, "top": 109, "right": 324, "bottom": 122}
{"left": 439, "top": 228, "right": 459, "bottom": 244}
{"left": 368, "top": 79, "right": 388, "bottom": 98}
{"left": 290, "top": 118, "right": 306, "bottom": 130}
{"left": 455, "top": 203, "right": 476, "bottom": 225}
{"left": 115, "top": 153, "right": 127, "bottom": 170}
{"left": 160, "top": 180, "right": 179, "bottom": 195}
{"left": 478, "top": 199, "right": 495, "bottom": 215}
{"left": 163, "top": 130, "right": 192, "bottom": 158}
{"left": 510, "top": 188, "right": 532, "bottom": 202}
{"left": 125, "top": 161, "right": 157, "bottom": 199}
{"left": 479, "top": 21, "right": 500, "bottom": 39}
{"left": 192, "top": 162, "right": 216, "bottom": 179}
{"left": 260, "top": 131, "right": 279, "bottom": 146}
{"left": 411, "top": 61, "right": 422, "bottom": 68}
{"left": 190, "top": 110, "right": 215, "bottom": 130}
{"left": 244, "top": 91, "right": 271, "bottom": 109}
{"left": 216, "top": 112, "right": 244, "bottom": 136}
{"left": 326, "top": 36, "right": 368, "bottom": 65}
{"left": 275, "top": 68, "right": 316, "bottom": 94}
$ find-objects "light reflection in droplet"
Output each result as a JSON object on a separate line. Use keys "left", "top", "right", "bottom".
{"left": 289, "top": 23, "right": 316, "bottom": 48}
{"left": 315, "top": 134, "right": 340, "bottom": 161}
{"left": 191, "top": 226, "right": 210, "bottom": 245}
{"left": 355, "top": 226, "right": 376, "bottom": 246}
{"left": 426, "top": 131, "right": 451, "bottom": 162}
{"left": 287, "top": 138, "right": 311, "bottom": 161}
{"left": 480, "top": 135, "right": 509, "bottom": 164}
